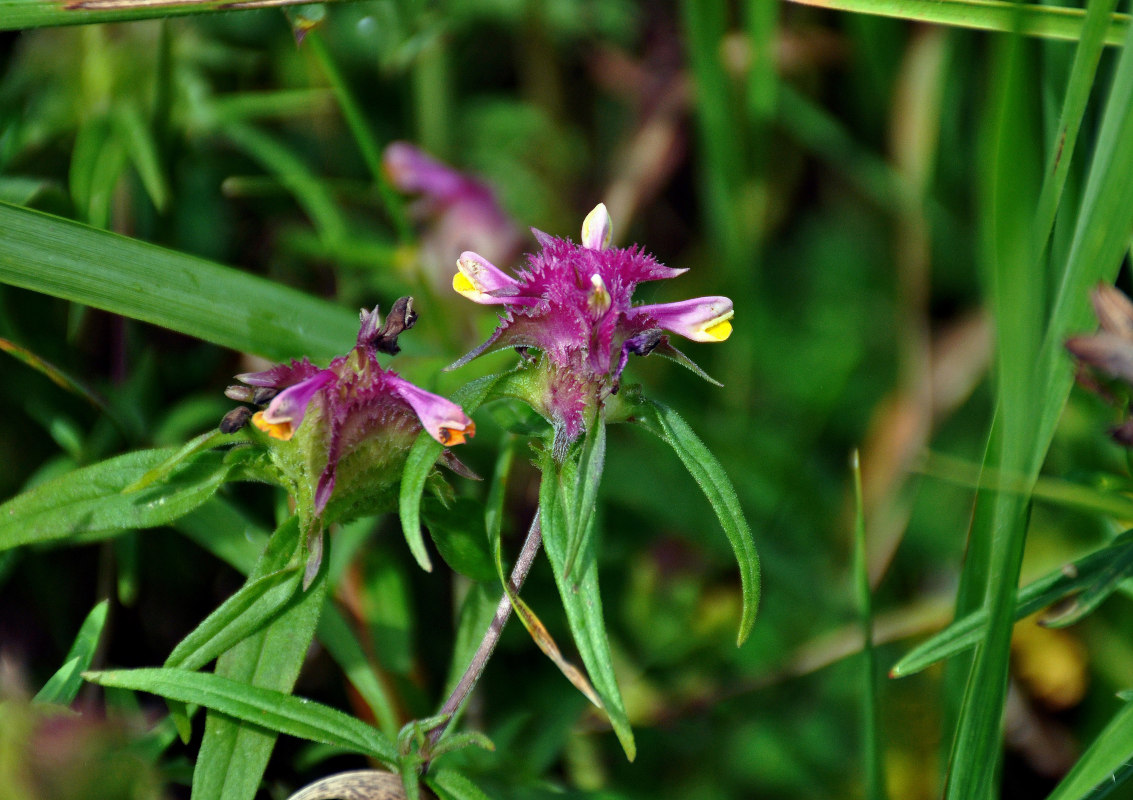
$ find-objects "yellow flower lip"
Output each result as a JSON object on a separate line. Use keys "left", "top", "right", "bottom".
{"left": 453, "top": 271, "right": 478, "bottom": 297}
{"left": 702, "top": 315, "right": 734, "bottom": 341}
{"left": 252, "top": 410, "right": 295, "bottom": 441}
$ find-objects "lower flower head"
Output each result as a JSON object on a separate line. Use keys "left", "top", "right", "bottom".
{"left": 222, "top": 300, "right": 474, "bottom": 518}
{"left": 448, "top": 204, "right": 733, "bottom": 441}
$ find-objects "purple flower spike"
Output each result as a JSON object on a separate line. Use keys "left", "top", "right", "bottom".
{"left": 449, "top": 204, "right": 733, "bottom": 442}
{"left": 222, "top": 297, "right": 475, "bottom": 521}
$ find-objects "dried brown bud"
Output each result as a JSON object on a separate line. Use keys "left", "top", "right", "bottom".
{"left": 220, "top": 406, "right": 254, "bottom": 433}
{"left": 372, "top": 296, "right": 418, "bottom": 355}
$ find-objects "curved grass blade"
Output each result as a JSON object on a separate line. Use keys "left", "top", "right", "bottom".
{"left": 397, "top": 373, "right": 508, "bottom": 572}
{"left": 34, "top": 599, "right": 110, "bottom": 706}
{"left": 427, "top": 769, "right": 495, "bottom": 800}
{"left": 1045, "top": 697, "right": 1133, "bottom": 800}
{"left": 0, "top": 447, "right": 231, "bottom": 551}
{"left": 218, "top": 121, "right": 348, "bottom": 246}
{"left": 0, "top": 336, "right": 116, "bottom": 421}
{"left": 0, "top": 202, "right": 357, "bottom": 363}
{"left": 84, "top": 668, "right": 394, "bottom": 764}
{"left": 783, "top": 0, "right": 1129, "bottom": 45}
{"left": 563, "top": 413, "right": 605, "bottom": 578}
{"left": 635, "top": 397, "right": 760, "bottom": 645}
{"left": 891, "top": 531, "right": 1133, "bottom": 677}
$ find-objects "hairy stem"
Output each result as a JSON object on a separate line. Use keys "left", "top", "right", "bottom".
{"left": 426, "top": 510, "right": 543, "bottom": 751}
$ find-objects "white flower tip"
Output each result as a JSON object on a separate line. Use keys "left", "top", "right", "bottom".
{"left": 588, "top": 273, "right": 611, "bottom": 315}
{"left": 581, "top": 203, "right": 612, "bottom": 250}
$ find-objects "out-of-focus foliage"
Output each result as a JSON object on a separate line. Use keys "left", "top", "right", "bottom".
{"left": 4, "top": 0, "right": 1133, "bottom": 798}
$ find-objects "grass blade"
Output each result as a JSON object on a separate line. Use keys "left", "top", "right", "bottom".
{"left": 1046, "top": 698, "right": 1133, "bottom": 800}
{"left": 34, "top": 599, "right": 110, "bottom": 706}
{"left": 0, "top": 202, "right": 357, "bottom": 362}
{"left": 783, "top": 0, "right": 1129, "bottom": 45}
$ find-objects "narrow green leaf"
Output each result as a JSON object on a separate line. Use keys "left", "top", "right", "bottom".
{"left": 190, "top": 516, "right": 329, "bottom": 800}
{"left": 635, "top": 398, "right": 760, "bottom": 645}
{"left": 0, "top": 202, "right": 357, "bottom": 363}
{"left": 426, "top": 769, "right": 495, "bottom": 800}
{"left": 305, "top": 31, "right": 411, "bottom": 242}
{"left": 892, "top": 532, "right": 1133, "bottom": 677}
{"left": 164, "top": 566, "right": 303, "bottom": 672}
{"left": 398, "top": 433, "right": 443, "bottom": 572}
{"left": 397, "top": 374, "right": 508, "bottom": 573}
{"left": 0, "top": 336, "right": 117, "bottom": 422}
{"left": 114, "top": 102, "right": 169, "bottom": 212}
{"left": 1031, "top": 0, "right": 1120, "bottom": 262}
{"left": 0, "top": 447, "right": 230, "bottom": 551}
{"left": 539, "top": 446, "right": 635, "bottom": 760}
{"left": 563, "top": 413, "right": 606, "bottom": 578}
{"left": 84, "top": 668, "right": 393, "bottom": 764}
{"left": 1041, "top": 537, "right": 1133, "bottom": 628}
{"left": 124, "top": 429, "right": 234, "bottom": 493}
{"left": 783, "top": 0, "right": 1129, "bottom": 45}
{"left": 1046, "top": 698, "right": 1133, "bottom": 800}
{"left": 852, "top": 452, "right": 885, "bottom": 800}
{"left": 34, "top": 599, "right": 110, "bottom": 706}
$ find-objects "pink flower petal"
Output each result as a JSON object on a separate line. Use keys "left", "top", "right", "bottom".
{"left": 633, "top": 297, "right": 734, "bottom": 342}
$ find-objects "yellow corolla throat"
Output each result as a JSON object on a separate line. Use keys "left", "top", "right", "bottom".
{"left": 453, "top": 271, "right": 478, "bottom": 296}
{"left": 701, "top": 312, "right": 734, "bottom": 342}
{"left": 252, "top": 410, "right": 296, "bottom": 441}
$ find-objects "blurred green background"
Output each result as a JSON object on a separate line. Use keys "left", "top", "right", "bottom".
{"left": 2, "top": 1, "right": 1132, "bottom": 798}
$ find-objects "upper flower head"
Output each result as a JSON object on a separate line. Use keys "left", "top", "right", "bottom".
{"left": 223, "top": 298, "right": 475, "bottom": 518}
{"left": 448, "top": 204, "right": 733, "bottom": 441}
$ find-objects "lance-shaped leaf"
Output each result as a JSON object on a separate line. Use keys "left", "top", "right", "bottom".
{"left": 0, "top": 447, "right": 231, "bottom": 552}
{"left": 891, "top": 531, "right": 1133, "bottom": 677}
{"left": 189, "top": 516, "right": 330, "bottom": 800}
{"left": 34, "top": 599, "right": 110, "bottom": 706}
{"left": 633, "top": 397, "right": 760, "bottom": 645}
{"left": 83, "top": 668, "right": 394, "bottom": 765}
{"left": 539, "top": 444, "right": 635, "bottom": 760}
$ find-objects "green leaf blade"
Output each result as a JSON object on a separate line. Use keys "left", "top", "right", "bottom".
{"left": 34, "top": 599, "right": 110, "bottom": 706}
{"left": 0, "top": 448, "right": 230, "bottom": 552}
{"left": 84, "top": 667, "right": 393, "bottom": 763}
{"left": 0, "top": 202, "right": 356, "bottom": 362}
{"left": 637, "top": 398, "right": 761, "bottom": 645}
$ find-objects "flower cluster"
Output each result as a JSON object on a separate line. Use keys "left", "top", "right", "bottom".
{"left": 222, "top": 297, "right": 474, "bottom": 521}
{"left": 448, "top": 203, "right": 733, "bottom": 441}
